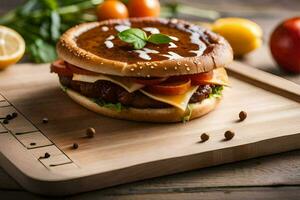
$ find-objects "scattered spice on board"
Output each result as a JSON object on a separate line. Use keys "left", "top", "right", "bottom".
{"left": 6, "top": 114, "right": 12, "bottom": 120}
{"left": 224, "top": 130, "right": 235, "bottom": 140}
{"left": 42, "top": 118, "right": 49, "bottom": 124}
{"left": 12, "top": 112, "right": 18, "bottom": 118}
{"left": 239, "top": 111, "right": 247, "bottom": 121}
{"left": 73, "top": 143, "right": 79, "bottom": 149}
{"left": 200, "top": 133, "right": 209, "bottom": 142}
{"left": 40, "top": 152, "right": 50, "bottom": 159}
{"left": 86, "top": 127, "right": 96, "bottom": 138}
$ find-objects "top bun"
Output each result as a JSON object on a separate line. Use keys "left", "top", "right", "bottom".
{"left": 57, "top": 18, "right": 233, "bottom": 77}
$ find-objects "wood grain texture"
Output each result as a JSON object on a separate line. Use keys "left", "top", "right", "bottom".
{"left": 0, "top": 61, "right": 299, "bottom": 195}
{"left": 1, "top": 0, "right": 300, "bottom": 199}
{"left": 1, "top": 187, "right": 300, "bottom": 200}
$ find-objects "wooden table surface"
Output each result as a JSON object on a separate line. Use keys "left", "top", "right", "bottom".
{"left": 1, "top": 0, "right": 300, "bottom": 199}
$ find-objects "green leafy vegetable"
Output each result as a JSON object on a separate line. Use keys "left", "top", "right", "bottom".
{"left": 182, "top": 86, "right": 224, "bottom": 123}
{"left": 148, "top": 34, "right": 172, "bottom": 44}
{"left": 0, "top": 0, "right": 103, "bottom": 63}
{"left": 118, "top": 28, "right": 148, "bottom": 50}
{"left": 182, "top": 104, "right": 193, "bottom": 123}
{"left": 118, "top": 28, "right": 172, "bottom": 49}
{"left": 93, "top": 99, "right": 125, "bottom": 112}
{"left": 209, "top": 86, "right": 224, "bottom": 99}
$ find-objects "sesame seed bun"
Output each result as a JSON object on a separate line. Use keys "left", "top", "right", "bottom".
{"left": 65, "top": 88, "right": 220, "bottom": 123}
{"left": 57, "top": 18, "right": 233, "bottom": 77}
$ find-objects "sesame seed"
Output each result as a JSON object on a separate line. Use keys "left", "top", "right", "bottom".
{"left": 174, "top": 66, "right": 178, "bottom": 70}
{"left": 139, "top": 66, "right": 143, "bottom": 69}
{"left": 164, "top": 67, "right": 167, "bottom": 71}
{"left": 146, "top": 75, "right": 151, "bottom": 78}
{"left": 150, "top": 66, "right": 155, "bottom": 69}
{"left": 130, "top": 68, "right": 135, "bottom": 71}
{"left": 184, "top": 64, "right": 188, "bottom": 67}
{"left": 186, "top": 67, "right": 191, "bottom": 71}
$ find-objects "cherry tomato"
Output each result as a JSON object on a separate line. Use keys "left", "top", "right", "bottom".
{"left": 65, "top": 62, "right": 99, "bottom": 76}
{"left": 169, "top": 71, "right": 213, "bottom": 85}
{"left": 97, "top": 0, "right": 129, "bottom": 21}
{"left": 132, "top": 77, "right": 167, "bottom": 85}
{"left": 127, "top": 0, "right": 160, "bottom": 18}
{"left": 270, "top": 17, "right": 300, "bottom": 73}
{"left": 145, "top": 79, "right": 191, "bottom": 96}
{"left": 50, "top": 60, "right": 73, "bottom": 76}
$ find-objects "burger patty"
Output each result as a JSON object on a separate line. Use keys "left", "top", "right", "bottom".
{"left": 59, "top": 76, "right": 213, "bottom": 109}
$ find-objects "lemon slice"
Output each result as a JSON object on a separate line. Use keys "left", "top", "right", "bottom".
{"left": 212, "top": 18, "right": 263, "bottom": 57}
{"left": 0, "top": 25, "right": 25, "bottom": 69}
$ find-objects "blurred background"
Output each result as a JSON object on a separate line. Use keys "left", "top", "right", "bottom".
{"left": 1, "top": 0, "right": 300, "bottom": 83}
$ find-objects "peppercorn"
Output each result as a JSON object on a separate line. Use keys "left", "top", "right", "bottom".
{"left": 72, "top": 143, "right": 79, "bottom": 149}
{"left": 224, "top": 130, "right": 235, "bottom": 140}
{"left": 239, "top": 111, "right": 247, "bottom": 121}
{"left": 12, "top": 112, "right": 18, "bottom": 118}
{"left": 6, "top": 114, "right": 12, "bottom": 120}
{"left": 44, "top": 152, "right": 50, "bottom": 158}
{"left": 3, "top": 119, "right": 9, "bottom": 124}
{"left": 200, "top": 133, "right": 209, "bottom": 142}
{"left": 86, "top": 127, "right": 96, "bottom": 138}
{"left": 30, "top": 142, "right": 36, "bottom": 146}
{"left": 42, "top": 118, "right": 48, "bottom": 124}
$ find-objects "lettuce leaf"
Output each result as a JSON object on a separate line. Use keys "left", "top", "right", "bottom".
{"left": 93, "top": 99, "right": 125, "bottom": 112}
{"left": 209, "top": 85, "right": 224, "bottom": 99}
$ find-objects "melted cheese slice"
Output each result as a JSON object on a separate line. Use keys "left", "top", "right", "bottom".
{"left": 205, "top": 68, "right": 230, "bottom": 86}
{"left": 140, "top": 86, "right": 199, "bottom": 111}
{"left": 73, "top": 74, "right": 144, "bottom": 93}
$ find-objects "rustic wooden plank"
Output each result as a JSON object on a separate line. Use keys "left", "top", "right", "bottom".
{"left": 1, "top": 150, "right": 300, "bottom": 190}
{"left": 0, "top": 61, "right": 300, "bottom": 195}
{"left": 1, "top": 186, "right": 300, "bottom": 200}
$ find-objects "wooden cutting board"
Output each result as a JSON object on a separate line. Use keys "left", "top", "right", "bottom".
{"left": 0, "top": 61, "right": 299, "bottom": 196}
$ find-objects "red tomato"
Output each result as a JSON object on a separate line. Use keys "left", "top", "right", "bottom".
{"left": 50, "top": 60, "right": 73, "bottom": 76}
{"left": 270, "top": 17, "right": 300, "bottom": 73}
{"left": 169, "top": 71, "right": 214, "bottom": 85}
{"left": 145, "top": 79, "right": 191, "bottom": 95}
{"left": 65, "top": 62, "right": 99, "bottom": 76}
{"left": 97, "top": 0, "right": 129, "bottom": 21}
{"left": 127, "top": 0, "right": 160, "bottom": 18}
{"left": 132, "top": 77, "right": 167, "bottom": 85}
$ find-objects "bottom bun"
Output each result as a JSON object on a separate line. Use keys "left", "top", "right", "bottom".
{"left": 66, "top": 88, "right": 221, "bottom": 123}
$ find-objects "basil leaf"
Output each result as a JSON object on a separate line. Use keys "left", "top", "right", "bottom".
{"left": 148, "top": 34, "right": 172, "bottom": 44}
{"left": 118, "top": 28, "right": 148, "bottom": 49}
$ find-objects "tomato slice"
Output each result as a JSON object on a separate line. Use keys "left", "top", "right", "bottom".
{"left": 65, "top": 62, "right": 100, "bottom": 76}
{"left": 145, "top": 79, "right": 191, "bottom": 95}
{"left": 50, "top": 60, "right": 73, "bottom": 76}
{"left": 132, "top": 77, "right": 168, "bottom": 85}
{"left": 169, "top": 71, "right": 213, "bottom": 85}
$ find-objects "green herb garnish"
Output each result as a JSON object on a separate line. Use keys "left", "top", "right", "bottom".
{"left": 118, "top": 28, "right": 172, "bottom": 49}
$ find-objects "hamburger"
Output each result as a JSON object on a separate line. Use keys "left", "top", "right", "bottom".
{"left": 51, "top": 18, "right": 233, "bottom": 123}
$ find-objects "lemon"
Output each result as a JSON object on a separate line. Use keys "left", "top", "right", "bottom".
{"left": 212, "top": 18, "right": 263, "bottom": 57}
{"left": 0, "top": 25, "right": 25, "bottom": 69}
